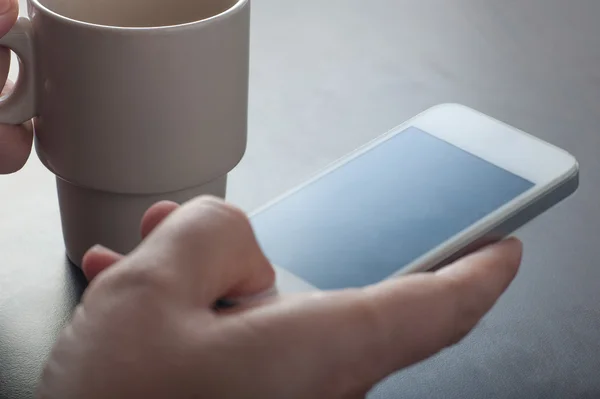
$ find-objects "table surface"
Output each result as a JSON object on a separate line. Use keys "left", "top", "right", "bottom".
{"left": 2, "top": 0, "right": 600, "bottom": 398}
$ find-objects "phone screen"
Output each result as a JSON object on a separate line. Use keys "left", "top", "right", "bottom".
{"left": 250, "top": 127, "right": 534, "bottom": 290}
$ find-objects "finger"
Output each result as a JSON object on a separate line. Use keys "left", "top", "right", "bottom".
{"left": 140, "top": 200, "right": 179, "bottom": 239}
{"left": 0, "top": 80, "right": 32, "bottom": 173}
{"left": 0, "top": 0, "right": 18, "bottom": 99}
{"left": 81, "top": 245, "right": 122, "bottom": 281}
{"left": 0, "top": 119, "right": 33, "bottom": 173}
{"left": 81, "top": 201, "right": 181, "bottom": 281}
{"left": 0, "top": 0, "right": 18, "bottom": 83}
{"left": 127, "top": 196, "right": 276, "bottom": 306}
{"left": 0, "top": 0, "right": 18, "bottom": 37}
{"left": 0, "top": 3, "right": 30, "bottom": 174}
{"left": 239, "top": 238, "right": 522, "bottom": 397}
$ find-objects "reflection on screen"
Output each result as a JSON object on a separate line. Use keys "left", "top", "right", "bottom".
{"left": 250, "top": 127, "right": 534, "bottom": 290}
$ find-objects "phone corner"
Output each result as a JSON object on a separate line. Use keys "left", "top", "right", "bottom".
{"left": 560, "top": 152, "right": 580, "bottom": 183}
{"left": 423, "top": 102, "right": 471, "bottom": 114}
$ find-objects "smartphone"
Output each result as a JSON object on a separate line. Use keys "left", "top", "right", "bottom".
{"left": 248, "top": 103, "right": 579, "bottom": 295}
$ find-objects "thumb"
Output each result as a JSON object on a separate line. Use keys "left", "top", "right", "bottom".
{"left": 240, "top": 238, "right": 522, "bottom": 397}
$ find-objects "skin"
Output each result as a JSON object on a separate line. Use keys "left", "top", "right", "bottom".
{"left": 35, "top": 197, "right": 522, "bottom": 399}
{"left": 0, "top": 1, "right": 523, "bottom": 397}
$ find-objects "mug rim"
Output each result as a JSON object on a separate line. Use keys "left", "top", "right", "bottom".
{"left": 28, "top": 0, "right": 248, "bottom": 31}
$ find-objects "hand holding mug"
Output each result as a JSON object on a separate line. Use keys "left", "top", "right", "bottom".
{"left": 0, "top": 0, "right": 32, "bottom": 175}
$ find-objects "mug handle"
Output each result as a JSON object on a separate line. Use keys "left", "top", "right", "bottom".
{"left": 0, "top": 17, "right": 37, "bottom": 125}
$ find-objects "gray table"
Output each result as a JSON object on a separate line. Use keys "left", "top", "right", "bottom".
{"left": 1, "top": 0, "right": 599, "bottom": 398}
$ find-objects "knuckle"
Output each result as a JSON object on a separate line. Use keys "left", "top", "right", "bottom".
{"left": 261, "top": 263, "right": 277, "bottom": 287}
{"left": 197, "top": 196, "right": 251, "bottom": 229}
{"left": 325, "top": 289, "right": 388, "bottom": 396}
{"left": 90, "top": 260, "right": 172, "bottom": 302}
{"left": 181, "top": 196, "right": 263, "bottom": 258}
{"left": 214, "top": 206, "right": 257, "bottom": 245}
{"left": 353, "top": 289, "right": 389, "bottom": 339}
{"left": 221, "top": 204, "right": 251, "bottom": 231}
{"left": 355, "top": 289, "right": 393, "bottom": 360}
{"left": 439, "top": 275, "right": 488, "bottom": 345}
{"left": 193, "top": 194, "right": 227, "bottom": 208}
{"left": 174, "top": 196, "right": 251, "bottom": 242}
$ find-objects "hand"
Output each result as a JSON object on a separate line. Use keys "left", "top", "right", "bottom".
{"left": 37, "top": 196, "right": 522, "bottom": 399}
{"left": 0, "top": 0, "right": 33, "bottom": 174}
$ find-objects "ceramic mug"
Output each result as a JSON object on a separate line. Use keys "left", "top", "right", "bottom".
{"left": 0, "top": 0, "right": 250, "bottom": 265}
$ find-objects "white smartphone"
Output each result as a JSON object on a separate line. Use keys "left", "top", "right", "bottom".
{"left": 245, "top": 104, "right": 579, "bottom": 297}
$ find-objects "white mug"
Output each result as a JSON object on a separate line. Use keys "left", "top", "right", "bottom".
{"left": 0, "top": 0, "right": 250, "bottom": 265}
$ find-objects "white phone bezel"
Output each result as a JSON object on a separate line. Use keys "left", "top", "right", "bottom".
{"left": 394, "top": 103, "right": 578, "bottom": 275}
{"left": 251, "top": 103, "right": 578, "bottom": 293}
{"left": 412, "top": 103, "right": 577, "bottom": 185}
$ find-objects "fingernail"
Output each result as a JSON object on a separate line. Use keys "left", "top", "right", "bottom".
{"left": 89, "top": 244, "right": 109, "bottom": 253}
{"left": 496, "top": 237, "right": 522, "bottom": 251}
{"left": 0, "top": 0, "right": 15, "bottom": 15}
{"left": 476, "top": 237, "right": 523, "bottom": 266}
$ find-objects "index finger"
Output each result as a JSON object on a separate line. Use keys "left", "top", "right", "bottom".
{"left": 240, "top": 238, "right": 522, "bottom": 397}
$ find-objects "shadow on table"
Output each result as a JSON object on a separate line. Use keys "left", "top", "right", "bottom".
{"left": 0, "top": 257, "right": 87, "bottom": 399}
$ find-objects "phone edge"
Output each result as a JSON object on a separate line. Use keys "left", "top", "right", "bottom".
{"left": 399, "top": 166, "right": 580, "bottom": 275}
